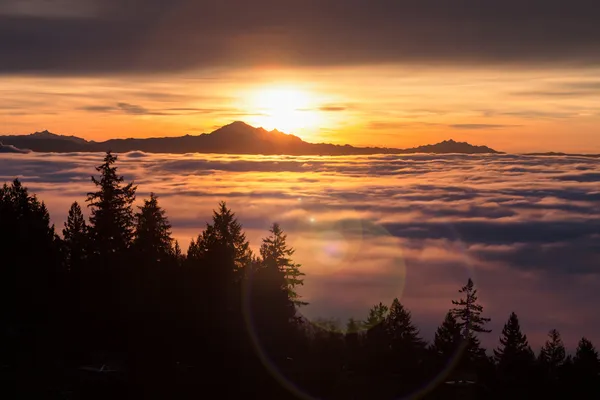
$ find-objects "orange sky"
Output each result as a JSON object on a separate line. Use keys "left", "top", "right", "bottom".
{"left": 2, "top": 66, "right": 600, "bottom": 153}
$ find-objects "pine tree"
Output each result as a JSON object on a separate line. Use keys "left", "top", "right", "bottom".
{"left": 538, "top": 329, "right": 566, "bottom": 378}
{"left": 86, "top": 152, "right": 137, "bottom": 259}
{"left": 451, "top": 278, "right": 491, "bottom": 335}
{"left": 431, "top": 311, "right": 463, "bottom": 360}
{"left": 259, "top": 223, "right": 307, "bottom": 306}
{"left": 0, "top": 179, "right": 61, "bottom": 391}
{"left": 187, "top": 202, "right": 252, "bottom": 276}
{"left": 173, "top": 240, "right": 184, "bottom": 266}
{"left": 133, "top": 193, "right": 173, "bottom": 262}
{"left": 62, "top": 202, "right": 88, "bottom": 271}
{"left": 385, "top": 299, "right": 426, "bottom": 353}
{"left": 450, "top": 278, "right": 490, "bottom": 364}
{"left": 362, "top": 302, "right": 389, "bottom": 330}
{"left": 574, "top": 337, "right": 600, "bottom": 377}
{"left": 249, "top": 251, "right": 298, "bottom": 363}
{"left": 494, "top": 312, "right": 534, "bottom": 367}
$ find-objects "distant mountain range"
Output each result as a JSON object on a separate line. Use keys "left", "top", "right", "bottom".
{"left": 0, "top": 121, "right": 501, "bottom": 155}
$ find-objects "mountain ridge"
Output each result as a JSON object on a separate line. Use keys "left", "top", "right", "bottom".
{"left": 0, "top": 121, "right": 501, "bottom": 155}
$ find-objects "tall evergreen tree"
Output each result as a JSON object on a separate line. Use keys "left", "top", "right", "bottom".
{"left": 385, "top": 299, "right": 425, "bottom": 353}
{"left": 494, "top": 312, "right": 534, "bottom": 366}
{"left": 431, "top": 311, "right": 463, "bottom": 361}
{"left": 451, "top": 278, "right": 491, "bottom": 335}
{"left": 173, "top": 240, "right": 184, "bottom": 267}
{"left": 362, "top": 302, "right": 389, "bottom": 330}
{"left": 86, "top": 151, "right": 137, "bottom": 259}
{"left": 0, "top": 180, "right": 61, "bottom": 396}
{"left": 450, "top": 278, "right": 490, "bottom": 364}
{"left": 259, "top": 223, "right": 307, "bottom": 306}
{"left": 538, "top": 329, "right": 566, "bottom": 378}
{"left": 133, "top": 193, "right": 173, "bottom": 262}
{"left": 379, "top": 299, "right": 426, "bottom": 395}
{"left": 62, "top": 202, "right": 88, "bottom": 272}
{"left": 248, "top": 247, "right": 298, "bottom": 366}
{"left": 187, "top": 202, "right": 252, "bottom": 276}
{"left": 574, "top": 337, "right": 600, "bottom": 377}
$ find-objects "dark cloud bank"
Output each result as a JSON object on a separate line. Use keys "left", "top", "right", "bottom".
{"left": 2, "top": 0, "right": 600, "bottom": 74}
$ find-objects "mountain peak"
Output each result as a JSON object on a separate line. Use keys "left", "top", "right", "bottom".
{"left": 31, "top": 129, "right": 54, "bottom": 136}
{"left": 0, "top": 123, "right": 501, "bottom": 155}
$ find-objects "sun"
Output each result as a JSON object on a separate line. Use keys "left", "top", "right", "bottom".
{"left": 245, "top": 86, "right": 322, "bottom": 134}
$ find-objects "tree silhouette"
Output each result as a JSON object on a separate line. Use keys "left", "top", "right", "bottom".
{"left": 492, "top": 312, "right": 535, "bottom": 397}
{"left": 451, "top": 278, "right": 491, "bottom": 335}
{"left": 574, "top": 337, "right": 600, "bottom": 377}
{"left": 259, "top": 222, "right": 307, "bottom": 307}
{"left": 572, "top": 337, "right": 600, "bottom": 397}
{"left": 248, "top": 240, "right": 298, "bottom": 368}
{"left": 385, "top": 299, "right": 425, "bottom": 353}
{"left": 133, "top": 193, "right": 173, "bottom": 262}
{"left": 0, "top": 179, "right": 61, "bottom": 396}
{"left": 450, "top": 278, "right": 490, "bottom": 365}
{"left": 431, "top": 311, "right": 463, "bottom": 361}
{"left": 539, "top": 329, "right": 566, "bottom": 378}
{"left": 187, "top": 201, "right": 252, "bottom": 277}
{"left": 86, "top": 151, "right": 137, "bottom": 259}
{"left": 494, "top": 312, "right": 533, "bottom": 365}
{"left": 363, "top": 302, "right": 389, "bottom": 330}
{"left": 62, "top": 202, "right": 88, "bottom": 272}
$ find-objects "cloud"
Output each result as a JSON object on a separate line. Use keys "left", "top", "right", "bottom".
{"left": 0, "top": 143, "right": 31, "bottom": 153}
{"left": 2, "top": 0, "right": 600, "bottom": 74}
{"left": 449, "top": 124, "right": 521, "bottom": 130}
{"left": 367, "top": 121, "right": 521, "bottom": 131}
{"left": 116, "top": 102, "right": 148, "bottom": 115}
{"left": 318, "top": 105, "right": 347, "bottom": 112}
{"left": 2, "top": 151, "right": 600, "bottom": 348}
{"left": 78, "top": 102, "right": 229, "bottom": 116}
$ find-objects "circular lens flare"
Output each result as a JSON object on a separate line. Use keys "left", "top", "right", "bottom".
{"left": 241, "top": 196, "right": 478, "bottom": 399}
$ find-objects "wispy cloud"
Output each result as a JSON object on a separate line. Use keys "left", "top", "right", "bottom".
{"left": 78, "top": 102, "right": 233, "bottom": 116}
{"left": 449, "top": 124, "right": 521, "bottom": 130}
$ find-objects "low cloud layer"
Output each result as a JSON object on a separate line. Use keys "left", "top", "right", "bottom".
{"left": 2, "top": 0, "right": 600, "bottom": 74}
{"left": 1, "top": 151, "right": 600, "bottom": 350}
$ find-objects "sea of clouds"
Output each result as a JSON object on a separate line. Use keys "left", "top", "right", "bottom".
{"left": 2, "top": 151, "right": 600, "bottom": 350}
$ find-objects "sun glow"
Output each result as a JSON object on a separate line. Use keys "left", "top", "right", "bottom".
{"left": 245, "top": 87, "right": 323, "bottom": 134}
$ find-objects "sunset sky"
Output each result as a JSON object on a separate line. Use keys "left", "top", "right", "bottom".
{"left": 2, "top": 0, "right": 600, "bottom": 153}
{"left": 3, "top": 0, "right": 600, "bottom": 349}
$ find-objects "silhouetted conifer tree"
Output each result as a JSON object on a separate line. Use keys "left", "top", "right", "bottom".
{"left": 0, "top": 179, "right": 61, "bottom": 396}
{"left": 450, "top": 278, "right": 490, "bottom": 365}
{"left": 539, "top": 329, "right": 566, "bottom": 379}
{"left": 494, "top": 312, "right": 533, "bottom": 365}
{"left": 259, "top": 222, "right": 307, "bottom": 306}
{"left": 249, "top": 241, "right": 298, "bottom": 366}
{"left": 574, "top": 337, "right": 600, "bottom": 377}
{"left": 86, "top": 151, "right": 136, "bottom": 259}
{"left": 62, "top": 201, "right": 88, "bottom": 272}
{"left": 187, "top": 201, "right": 251, "bottom": 276}
{"left": 385, "top": 299, "right": 425, "bottom": 354}
{"left": 133, "top": 193, "right": 173, "bottom": 262}
{"left": 431, "top": 311, "right": 463, "bottom": 361}
{"left": 362, "top": 302, "right": 389, "bottom": 330}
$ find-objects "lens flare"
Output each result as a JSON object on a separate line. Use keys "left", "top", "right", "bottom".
{"left": 241, "top": 196, "right": 478, "bottom": 399}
